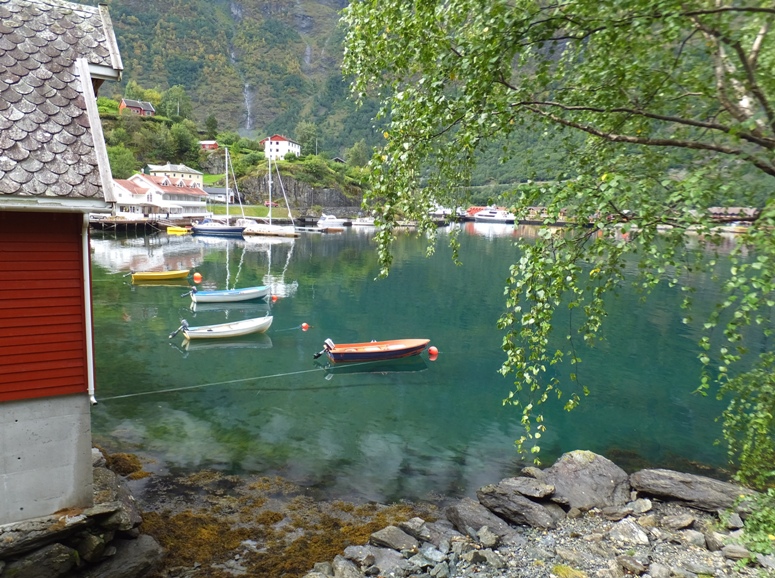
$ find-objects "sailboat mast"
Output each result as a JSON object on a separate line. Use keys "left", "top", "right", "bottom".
{"left": 225, "top": 147, "right": 230, "bottom": 223}
{"left": 268, "top": 157, "right": 272, "bottom": 226}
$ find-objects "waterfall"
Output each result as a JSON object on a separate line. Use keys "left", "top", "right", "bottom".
{"left": 243, "top": 83, "right": 253, "bottom": 131}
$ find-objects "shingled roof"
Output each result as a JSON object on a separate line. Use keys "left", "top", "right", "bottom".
{"left": 0, "top": 0, "right": 122, "bottom": 205}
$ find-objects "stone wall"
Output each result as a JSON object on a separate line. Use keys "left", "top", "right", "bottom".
{"left": 0, "top": 449, "right": 162, "bottom": 578}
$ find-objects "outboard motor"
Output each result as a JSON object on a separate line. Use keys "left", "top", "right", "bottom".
{"left": 324, "top": 338, "right": 335, "bottom": 351}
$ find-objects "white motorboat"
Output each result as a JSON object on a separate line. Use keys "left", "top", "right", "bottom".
{"left": 317, "top": 213, "right": 347, "bottom": 228}
{"left": 473, "top": 206, "right": 516, "bottom": 224}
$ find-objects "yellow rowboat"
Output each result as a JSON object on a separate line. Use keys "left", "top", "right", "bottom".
{"left": 130, "top": 269, "right": 191, "bottom": 282}
{"left": 167, "top": 226, "right": 191, "bottom": 235}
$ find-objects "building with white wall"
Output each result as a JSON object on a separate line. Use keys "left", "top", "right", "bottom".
{"left": 260, "top": 134, "right": 301, "bottom": 160}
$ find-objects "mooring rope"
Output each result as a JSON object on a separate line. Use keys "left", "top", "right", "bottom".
{"left": 97, "top": 360, "right": 384, "bottom": 402}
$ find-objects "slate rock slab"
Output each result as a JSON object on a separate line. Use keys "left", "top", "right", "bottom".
{"left": 630, "top": 469, "right": 757, "bottom": 512}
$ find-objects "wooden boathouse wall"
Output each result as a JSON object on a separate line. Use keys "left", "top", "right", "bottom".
{"left": 0, "top": 211, "right": 89, "bottom": 403}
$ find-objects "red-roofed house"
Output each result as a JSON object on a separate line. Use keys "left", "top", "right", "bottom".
{"left": 119, "top": 98, "right": 156, "bottom": 116}
{"left": 112, "top": 174, "right": 208, "bottom": 219}
{"left": 260, "top": 134, "right": 301, "bottom": 160}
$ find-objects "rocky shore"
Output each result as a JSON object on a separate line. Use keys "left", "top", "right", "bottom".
{"left": 301, "top": 451, "right": 770, "bottom": 578}
{"left": 1, "top": 449, "right": 771, "bottom": 578}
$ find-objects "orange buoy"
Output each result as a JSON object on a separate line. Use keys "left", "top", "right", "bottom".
{"left": 428, "top": 346, "right": 438, "bottom": 356}
{"left": 301, "top": 323, "right": 309, "bottom": 331}
{"left": 271, "top": 295, "right": 278, "bottom": 302}
{"left": 193, "top": 272, "right": 202, "bottom": 283}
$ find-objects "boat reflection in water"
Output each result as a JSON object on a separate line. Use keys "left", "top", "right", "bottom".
{"left": 170, "top": 333, "right": 273, "bottom": 357}
{"left": 315, "top": 355, "right": 429, "bottom": 380}
{"left": 188, "top": 300, "right": 271, "bottom": 316}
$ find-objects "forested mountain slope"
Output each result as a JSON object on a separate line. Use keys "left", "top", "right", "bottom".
{"left": 91, "top": 0, "right": 373, "bottom": 155}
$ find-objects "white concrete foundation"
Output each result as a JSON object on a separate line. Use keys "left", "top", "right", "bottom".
{"left": 0, "top": 394, "right": 93, "bottom": 524}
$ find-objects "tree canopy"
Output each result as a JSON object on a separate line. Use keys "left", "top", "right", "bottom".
{"left": 342, "top": 0, "right": 775, "bottom": 485}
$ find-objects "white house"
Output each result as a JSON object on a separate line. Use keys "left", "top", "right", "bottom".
{"left": 111, "top": 174, "right": 208, "bottom": 219}
{"left": 260, "top": 134, "right": 301, "bottom": 160}
{"left": 146, "top": 162, "right": 204, "bottom": 187}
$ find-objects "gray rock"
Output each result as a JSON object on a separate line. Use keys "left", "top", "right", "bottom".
{"left": 445, "top": 497, "right": 515, "bottom": 539}
{"left": 617, "top": 554, "right": 647, "bottom": 574}
{"left": 76, "top": 532, "right": 106, "bottom": 563}
{"left": 344, "top": 544, "right": 411, "bottom": 575}
{"left": 683, "top": 560, "right": 716, "bottom": 575}
{"left": 430, "top": 561, "right": 450, "bottom": 578}
{"left": 678, "top": 529, "right": 706, "bottom": 547}
{"left": 630, "top": 468, "right": 756, "bottom": 512}
{"left": 476, "top": 526, "right": 499, "bottom": 548}
{"left": 542, "top": 450, "right": 631, "bottom": 510}
{"left": 608, "top": 519, "right": 650, "bottom": 546}
{"left": 704, "top": 530, "right": 727, "bottom": 552}
{"left": 399, "top": 517, "right": 432, "bottom": 542}
{"left": 369, "top": 525, "right": 419, "bottom": 552}
{"left": 3, "top": 542, "right": 78, "bottom": 578}
{"left": 80, "top": 535, "right": 163, "bottom": 578}
{"left": 477, "top": 482, "right": 558, "bottom": 529}
{"left": 492, "top": 476, "right": 555, "bottom": 499}
{"left": 649, "top": 561, "right": 671, "bottom": 578}
{"left": 758, "top": 553, "right": 775, "bottom": 570}
{"left": 721, "top": 543, "right": 751, "bottom": 560}
{"left": 629, "top": 498, "right": 653, "bottom": 514}
{"left": 332, "top": 554, "right": 362, "bottom": 578}
{"left": 662, "top": 513, "right": 695, "bottom": 530}
{"left": 312, "top": 561, "right": 334, "bottom": 575}
{"left": 726, "top": 512, "right": 744, "bottom": 529}
{"left": 601, "top": 505, "right": 633, "bottom": 521}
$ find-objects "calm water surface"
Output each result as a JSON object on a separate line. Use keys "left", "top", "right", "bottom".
{"left": 90, "top": 223, "right": 732, "bottom": 503}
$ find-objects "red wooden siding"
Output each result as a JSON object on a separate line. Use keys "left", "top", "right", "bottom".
{"left": 0, "top": 212, "right": 89, "bottom": 402}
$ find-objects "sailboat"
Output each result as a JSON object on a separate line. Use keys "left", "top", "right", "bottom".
{"left": 185, "top": 237, "right": 270, "bottom": 304}
{"left": 192, "top": 147, "right": 246, "bottom": 238}
{"left": 238, "top": 157, "right": 299, "bottom": 238}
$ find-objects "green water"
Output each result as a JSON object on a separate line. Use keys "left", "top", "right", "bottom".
{"left": 89, "top": 224, "right": 732, "bottom": 502}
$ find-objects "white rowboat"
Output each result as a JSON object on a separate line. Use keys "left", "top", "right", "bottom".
{"left": 170, "top": 315, "right": 273, "bottom": 341}
{"left": 190, "top": 285, "right": 270, "bottom": 303}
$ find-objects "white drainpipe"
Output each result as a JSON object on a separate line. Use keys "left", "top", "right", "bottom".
{"left": 82, "top": 214, "right": 98, "bottom": 405}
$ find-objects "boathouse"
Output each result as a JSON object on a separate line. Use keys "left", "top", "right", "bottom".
{"left": 0, "top": 0, "right": 123, "bottom": 525}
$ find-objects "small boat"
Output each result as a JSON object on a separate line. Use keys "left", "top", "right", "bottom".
{"left": 237, "top": 218, "right": 299, "bottom": 238}
{"left": 188, "top": 285, "right": 270, "bottom": 303}
{"left": 192, "top": 147, "right": 246, "bottom": 238}
{"left": 130, "top": 269, "right": 190, "bottom": 282}
{"left": 315, "top": 337, "right": 430, "bottom": 363}
{"left": 166, "top": 225, "right": 191, "bottom": 235}
{"left": 191, "top": 218, "right": 246, "bottom": 238}
{"left": 473, "top": 206, "right": 516, "bottom": 224}
{"left": 317, "top": 213, "right": 347, "bottom": 228}
{"left": 169, "top": 314, "right": 273, "bottom": 341}
{"left": 352, "top": 216, "right": 376, "bottom": 227}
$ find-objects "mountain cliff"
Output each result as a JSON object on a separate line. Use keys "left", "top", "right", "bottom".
{"left": 93, "top": 0, "right": 372, "bottom": 157}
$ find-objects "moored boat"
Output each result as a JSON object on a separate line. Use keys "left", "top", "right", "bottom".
{"left": 473, "top": 206, "right": 516, "bottom": 224}
{"left": 188, "top": 285, "right": 270, "bottom": 303}
{"left": 191, "top": 218, "right": 245, "bottom": 238}
{"left": 315, "top": 337, "right": 430, "bottom": 363}
{"left": 166, "top": 225, "right": 191, "bottom": 235}
{"left": 130, "top": 269, "right": 190, "bottom": 282}
{"left": 169, "top": 314, "right": 273, "bottom": 341}
{"left": 317, "top": 214, "right": 347, "bottom": 228}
